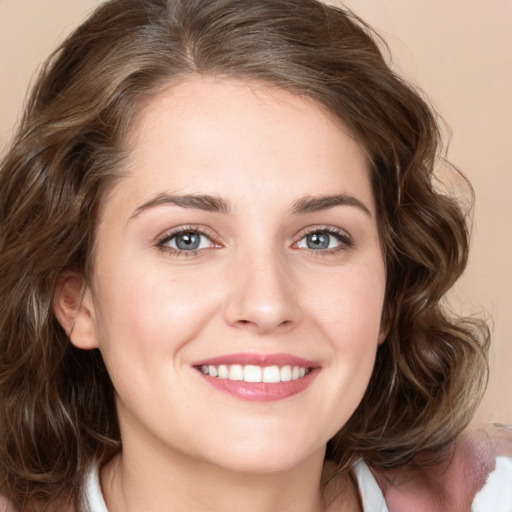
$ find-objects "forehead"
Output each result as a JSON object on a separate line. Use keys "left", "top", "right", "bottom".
{"left": 110, "top": 76, "right": 374, "bottom": 215}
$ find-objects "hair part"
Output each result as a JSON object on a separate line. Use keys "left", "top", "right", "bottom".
{"left": 0, "top": 0, "right": 489, "bottom": 509}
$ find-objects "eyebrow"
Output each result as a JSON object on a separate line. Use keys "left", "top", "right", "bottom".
{"left": 130, "top": 193, "right": 231, "bottom": 219}
{"left": 130, "top": 192, "right": 371, "bottom": 219}
{"left": 291, "top": 194, "right": 372, "bottom": 217}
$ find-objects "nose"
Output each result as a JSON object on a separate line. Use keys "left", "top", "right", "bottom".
{"left": 223, "top": 249, "right": 302, "bottom": 335}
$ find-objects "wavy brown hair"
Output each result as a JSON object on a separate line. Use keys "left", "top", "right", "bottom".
{"left": 0, "top": 0, "right": 489, "bottom": 509}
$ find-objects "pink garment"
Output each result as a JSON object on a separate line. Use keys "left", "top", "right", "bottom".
{"left": 370, "top": 423, "right": 512, "bottom": 511}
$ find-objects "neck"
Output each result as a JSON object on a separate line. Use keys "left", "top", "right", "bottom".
{"left": 101, "top": 444, "right": 351, "bottom": 512}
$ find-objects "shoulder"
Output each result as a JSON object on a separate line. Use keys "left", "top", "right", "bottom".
{"left": 370, "top": 424, "right": 512, "bottom": 512}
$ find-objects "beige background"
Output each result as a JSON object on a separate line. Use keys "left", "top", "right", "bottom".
{"left": 1, "top": 0, "right": 511, "bottom": 424}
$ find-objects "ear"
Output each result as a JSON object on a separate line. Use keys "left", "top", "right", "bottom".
{"left": 377, "top": 308, "right": 390, "bottom": 345}
{"left": 377, "top": 327, "right": 388, "bottom": 345}
{"left": 53, "top": 272, "right": 99, "bottom": 350}
{"left": 377, "top": 305, "right": 394, "bottom": 345}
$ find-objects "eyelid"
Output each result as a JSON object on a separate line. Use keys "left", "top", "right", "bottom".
{"left": 292, "top": 225, "right": 354, "bottom": 252}
{"left": 156, "top": 225, "right": 222, "bottom": 254}
{"left": 155, "top": 224, "right": 353, "bottom": 257}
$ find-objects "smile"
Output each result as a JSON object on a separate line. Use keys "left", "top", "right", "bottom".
{"left": 192, "top": 353, "right": 320, "bottom": 402}
{"left": 198, "top": 364, "right": 311, "bottom": 383}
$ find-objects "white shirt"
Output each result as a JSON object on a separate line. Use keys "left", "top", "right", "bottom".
{"left": 82, "top": 457, "right": 512, "bottom": 512}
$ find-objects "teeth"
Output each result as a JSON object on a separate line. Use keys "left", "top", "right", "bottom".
{"left": 228, "top": 364, "right": 244, "bottom": 381}
{"left": 218, "top": 365, "right": 229, "bottom": 379}
{"left": 244, "top": 365, "right": 262, "bottom": 383}
{"left": 262, "top": 365, "right": 280, "bottom": 383}
{"left": 199, "top": 364, "right": 310, "bottom": 383}
{"left": 280, "top": 365, "right": 292, "bottom": 382}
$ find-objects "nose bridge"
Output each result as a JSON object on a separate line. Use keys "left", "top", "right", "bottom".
{"left": 223, "top": 241, "right": 300, "bottom": 334}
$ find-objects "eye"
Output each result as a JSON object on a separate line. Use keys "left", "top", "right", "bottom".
{"left": 295, "top": 228, "right": 352, "bottom": 252}
{"left": 158, "top": 229, "right": 215, "bottom": 253}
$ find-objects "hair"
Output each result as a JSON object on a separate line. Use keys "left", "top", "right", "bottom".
{"left": 0, "top": 0, "right": 489, "bottom": 510}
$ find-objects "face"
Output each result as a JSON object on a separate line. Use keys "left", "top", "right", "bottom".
{"left": 62, "top": 77, "right": 386, "bottom": 474}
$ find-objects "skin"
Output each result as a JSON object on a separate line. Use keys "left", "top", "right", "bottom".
{"left": 55, "top": 76, "right": 386, "bottom": 512}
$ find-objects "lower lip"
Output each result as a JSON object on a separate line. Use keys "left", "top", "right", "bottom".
{"left": 196, "top": 369, "right": 319, "bottom": 402}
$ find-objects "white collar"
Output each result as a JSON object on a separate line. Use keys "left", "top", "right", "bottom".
{"left": 82, "top": 463, "right": 109, "bottom": 512}
{"left": 352, "top": 460, "right": 389, "bottom": 512}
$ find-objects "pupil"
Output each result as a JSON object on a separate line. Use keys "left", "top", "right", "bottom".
{"left": 176, "top": 233, "right": 200, "bottom": 250}
{"left": 307, "top": 232, "right": 329, "bottom": 250}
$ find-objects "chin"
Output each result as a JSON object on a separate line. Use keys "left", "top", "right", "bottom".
{"left": 208, "top": 449, "right": 321, "bottom": 475}
{"left": 192, "top": 430, "right": 326, "bottom": 475}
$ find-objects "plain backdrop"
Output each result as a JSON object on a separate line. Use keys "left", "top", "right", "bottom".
{"left": 0, "top": 0, "right": 511, "bottom": 424}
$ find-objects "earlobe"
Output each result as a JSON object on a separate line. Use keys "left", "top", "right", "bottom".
{"left": 377, "top": 316, "right": 390, "bottom": 345}
{"left": 53, "top": 272, "right": 99, "bottom": 350}
{"left": 378, "top": 305, "right": 391, "bottom": 345}
{"left": 377, "top": 328, "right": 387, "bottom": 345}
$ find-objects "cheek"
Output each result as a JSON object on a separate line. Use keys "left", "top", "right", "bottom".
{"left": 306, "top": 260, "right": 385, "bottom": 341}
{"left": 303, "top": 260, "right": 385, "bottom": 408}
{"left": 92, "top": 262, "right": 222, "bottom": 368}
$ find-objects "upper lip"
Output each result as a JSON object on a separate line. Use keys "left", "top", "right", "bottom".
{"left": 191, "top": 352, "right": 320, "bottom": 368}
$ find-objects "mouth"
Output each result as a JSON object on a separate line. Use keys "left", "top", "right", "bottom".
{"left": 197, "top": 364, "right": 311, "bottom": 383}
{"left": 192, "top": 353, "right": 319, "bottom": 402}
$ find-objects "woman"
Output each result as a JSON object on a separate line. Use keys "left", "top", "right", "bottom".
{"left": 0, "top": 0, "right": 510, "bottom": 511}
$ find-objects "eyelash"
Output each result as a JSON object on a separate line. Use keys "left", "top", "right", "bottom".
{"left": 156, "top": 225, "right": 219, "bottom": 258}
{"left": 293, "top": 226, "right": 354, "bottom": 255}
{"left": 156, "top": 225, "right": 353, "bottom": 258}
